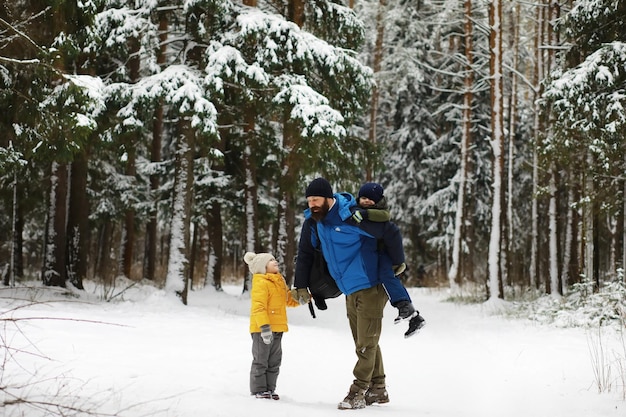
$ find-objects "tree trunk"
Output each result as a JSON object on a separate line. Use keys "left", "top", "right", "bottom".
{"left": 366, "top": 0, "right": 386, "bottom": 180}
{"left": 145, "top": 103, "right": 163, "bottom": 281}
{"left": 66, "top": 150, "right": 88, "bottom": 289}
{"left": 530, "top": 0, "right": 546, "bottom": 290}
{"left": 622, "top": 153, "right": 626, "bottom": 276}
{"left": 42, "top": 162, "right": 68, "bottom": 287}
{"left": 239, "top": 1, "right": 259, "bottom": 294}
{"left": 570, "top": 183, "right": 581, "bottom": 286}
{"left": 593, "top": 210, "right": 600, "bottom": 290}
{"left": 96, "top": 220, "right": 114, "bottom": 284}
{"left": 487, "top": 0, "right": 504, "bottom": 300}
{"left": 279, "top": 113, "right": 303, "bottom": 285}
{"left": 206, "top": 204, "right": 223, "bottom": 291}
{"left": 42, "top": 3, "right": 70, "bottom": 288}
{"left": 449, "top": 0, "right": 474, "bottom": 292}
{"left": 280, "top": 190, "right": 297, "bottom": 287}
{"left": 546, "top": 0, "right": 561, "bottom": 297}
{"left": 189, "top": 222, "right": 198, "bottom": 289}
{"left": 582, "top": 153, "right": 594, "bottom": 285}
{"left": 561, "top": 186, "right": 573, "bottom": 294}
{"left": 166, "top": 122, "right": 194, "bottom": 304}
{"left": 276, "top": 0, "right": 310, "bottom": 283}
{"left": 8, "top": 171, "right": 24, "bottom": 286}
{"left": 144, "top": 9, "right": 167, "bottom": 281}
{"left": 120, "top": 144, "right": 136, "bottom": 279}
{"left": 607, "top": 214, "right": 617, "bottom": 280}
{"left": 241, "top": 107, "right": 258, "bottom": 294}
{"left": 505, "top": 1, "right": 520, "bottom": 288}
{"left": 548, "top": 170, "right": 560, "bottom": 296}
{"left": 120, "top": 37, "right": 141, "bottom": 280}
{"left": 464, "top": 193, "right": 476, "bottom": 283}
{"left": 290, "top": 0, "right": 305, "bottom": 27}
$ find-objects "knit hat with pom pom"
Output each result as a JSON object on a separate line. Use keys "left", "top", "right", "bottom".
{"left": 244, "top": 252, "right": 275, "bottom": 274}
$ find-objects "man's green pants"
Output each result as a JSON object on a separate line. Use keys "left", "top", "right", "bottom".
{"left": 345, "top": 283, "right": 388, "bottom": 390}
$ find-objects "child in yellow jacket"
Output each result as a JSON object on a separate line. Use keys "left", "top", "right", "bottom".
{"left": 245, "top": 251, "right": 302, "bottom": 400}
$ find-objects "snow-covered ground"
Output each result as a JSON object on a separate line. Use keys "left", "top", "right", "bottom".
{"left": 1, "top": 281, "right": 624, "bottom": 417}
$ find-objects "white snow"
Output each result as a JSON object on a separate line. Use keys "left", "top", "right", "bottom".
{"left": 1, "top": 282, "right": 624, "bottom": 417}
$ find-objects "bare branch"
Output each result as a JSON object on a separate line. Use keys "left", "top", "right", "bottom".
{"left": 0, "top": 13, "right": 48, "bottom": 54}
{"left": 0, "top": 56, "right": 40, "bottom": 65}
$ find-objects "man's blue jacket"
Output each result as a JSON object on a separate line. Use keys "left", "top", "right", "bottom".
{"left": 294, "top": 192, "right": 404, "bottom": 296}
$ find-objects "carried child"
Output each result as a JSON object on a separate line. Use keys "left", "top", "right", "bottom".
{"left": 351, "top": 182, "right": 426, "bottom": 338}
{"left": 245, "top": 251, "right": 304, "bottom": 400}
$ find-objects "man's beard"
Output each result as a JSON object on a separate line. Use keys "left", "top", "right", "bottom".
{"left": 310, "top": 199, "right": 330, "bottom": 221}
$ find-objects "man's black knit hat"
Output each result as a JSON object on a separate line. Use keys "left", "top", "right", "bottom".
{"left": 305, "top": 177, "right": 333, "bottom": 198}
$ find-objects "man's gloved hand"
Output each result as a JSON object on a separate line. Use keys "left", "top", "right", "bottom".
{"left": 351, "top": 209, "right": 366, "bottom": 224}
{"left": 291, "top": 288, "right": 311, "bottom": 305}
{"left": 260, "top": 324, "right": 273, "bottom": 345}
{"left": 393, "top": 263, "right": 407, "bottom": 276}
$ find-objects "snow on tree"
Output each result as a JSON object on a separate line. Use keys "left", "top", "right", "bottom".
{"left": 378, "top": 0, "right": 493, "bottom": 286}
{"left": 541, "top": 0, "right": 626, "bottom": 289}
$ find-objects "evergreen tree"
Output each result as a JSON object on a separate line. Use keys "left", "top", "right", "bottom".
{"left": 379, "top": 0, "right": 493, "bottom": 286}
{"left": 542, "top": 0, "right": 626, "bottom": 287}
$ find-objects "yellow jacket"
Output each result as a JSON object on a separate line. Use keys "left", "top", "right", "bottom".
{"left": 249, "top": 272, "right": 300, "bottom": 333}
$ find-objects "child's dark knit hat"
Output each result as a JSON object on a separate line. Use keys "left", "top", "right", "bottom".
{"left": 305, "top": 177, "right": 334, "bottom": 198}
{"left": 358, "top": 183, "right": 384, "bottom": 204}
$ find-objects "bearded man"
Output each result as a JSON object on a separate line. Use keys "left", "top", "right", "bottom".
{"left": 293, "top": 177, "right": 400, "bottom": 410}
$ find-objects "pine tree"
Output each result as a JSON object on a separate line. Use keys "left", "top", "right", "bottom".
{"left": 541, "top": 0, "right": 626, "bottom": 288}
{"left": 379, "top": 0, "right": 493, "bottom": 286}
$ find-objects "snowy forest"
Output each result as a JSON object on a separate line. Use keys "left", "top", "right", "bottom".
{"left": 1, "top": 0, "right": 625, "bottom": 304}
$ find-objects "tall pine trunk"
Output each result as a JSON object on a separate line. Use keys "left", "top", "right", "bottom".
{"left": 548, "top": 170, "right": 560, "bottom": 295}
{"left": 546, "top": 0, "right": 561, "bottom": 296}
{"left": 582, "top": 153, "right": 592, "bottom": 284}
{"left": 280, "top": 118, "right": 301, "bottom": 283}
{"left": 120, "top": 143, "right": 136, "bottom": 279}
{"left": 96, "top": 220, "right": 114, "bottom": 284}
{"left": 242, "top": 108, "right": 258, "bottom": 294}
{"left": 505, "top": 2, "right": 520, "bottom": 288}
{"left": 145, "top": 103, "right": 162, "bottom": 281}
{"left": 66, "top": 150, "right": 88, "bottom": 289}
{"left": 487, "top": 0, "right": 504, "bottom": 300}
{"left": 561, "top": 185, "right": 573, "bottom": 294}
{"left": 165, "top": 122, "right": 194, "bottom": 304}
{"left": 278, "top": 190, "right": 296, "bottom": 287}
{"left": 449, "top": 0, "right": 474, "bottom": 292}
{"left": 120, "top": 38, "right": 141, "bottom": 280}
{"left": 9, "top": 171, "right": 24, "bottom": 286}
{"left": 366, "top": 0, "right": 386, "bottom": 180}
{"left": 623, "top": 154, "right": 626, "bottom": 277}
{"left": 42, "top": 162, "right": 68, "bottom": 287}
{"left": 206, "top": 204, "right": 224, "bottom": 290}
{"left": 144, "top": 9, "right": 167, "bottom": 281}
{"left": 530, "top": 0, "right": 546, "bottom": 290}
{"left": 277, "top": 0, "right": 306, "bottom": 282}
{"left": 42, "top": 3, "right": 70, "bottom": 288}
